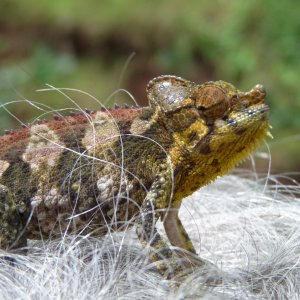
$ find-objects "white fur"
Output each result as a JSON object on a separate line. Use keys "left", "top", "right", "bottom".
{"left": 0, "top": 173, "right": 299, "bottom": 299}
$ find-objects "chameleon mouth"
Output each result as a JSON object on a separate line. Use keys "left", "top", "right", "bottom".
{"left": 257, "top": 105, "right": 269, "bottom": 120}
{"left": 258, "top": 104, "right": 269, "bottom": 112}
{"left": 238, "top": 104, "right": 269, "bottom": 122}
{"left": 214, "top": 103, "right": 269, "bottom": 132}
{"left": 250, "top": 104, "right": 269, "bottom": 116}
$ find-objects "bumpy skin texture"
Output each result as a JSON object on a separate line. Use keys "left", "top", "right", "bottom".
{"left": 0, "top": 75, "right": 269, "bottom": 278}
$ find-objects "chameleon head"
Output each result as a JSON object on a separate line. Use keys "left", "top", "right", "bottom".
{"left": 191, "top": 80, "right": 269, "bottom": 132}
{"left": 147, "top": 76, "right": 270, "bottom": 193}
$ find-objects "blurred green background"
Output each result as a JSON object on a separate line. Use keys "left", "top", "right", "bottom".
{"left": 0, "top": 0, "right": 299, "bottom": 179}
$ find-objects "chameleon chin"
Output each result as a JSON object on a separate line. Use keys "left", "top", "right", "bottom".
{"left": 0, "top": 75, "right": 270, "bottom": 279}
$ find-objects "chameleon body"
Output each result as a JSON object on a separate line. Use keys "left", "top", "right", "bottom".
{"left": 0, "top": 76, "right": 269, "bottom": 278}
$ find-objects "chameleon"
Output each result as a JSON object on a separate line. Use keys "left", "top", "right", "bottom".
{"left": 0, "top": 75, "right": 269, "bottom": 278}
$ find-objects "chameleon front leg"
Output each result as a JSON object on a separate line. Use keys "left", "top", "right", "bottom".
{"left": 163, "top": 202, "right": 211, "bottom": 268}
{"left": 163, "top": 203, "right": 197, "bottom": 254}
{"left": 0, "top": 184, "right": 27, "bottom": 251}
{"left": 136, "top": 163, "right": 200, "bottom": 279}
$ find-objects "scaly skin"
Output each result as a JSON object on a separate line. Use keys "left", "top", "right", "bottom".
{"left": 0, "top": 75, "right": 269, "bottom": 279}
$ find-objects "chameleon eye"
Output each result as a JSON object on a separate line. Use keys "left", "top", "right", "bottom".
{"left": 193, "top": 85, "right": 230, "bottom": 119}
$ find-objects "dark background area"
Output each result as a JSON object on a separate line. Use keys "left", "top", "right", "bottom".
{"left": 0, "top": 0, "right": 299, "bottom": 179}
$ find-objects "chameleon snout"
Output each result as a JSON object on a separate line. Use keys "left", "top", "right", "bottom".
{"left": 245, "top": 84, "right": 266, "bottom": 104}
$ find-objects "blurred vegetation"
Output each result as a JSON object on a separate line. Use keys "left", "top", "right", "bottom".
{"left": 0, "top": 0, "right": 299, "bottom": 177}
